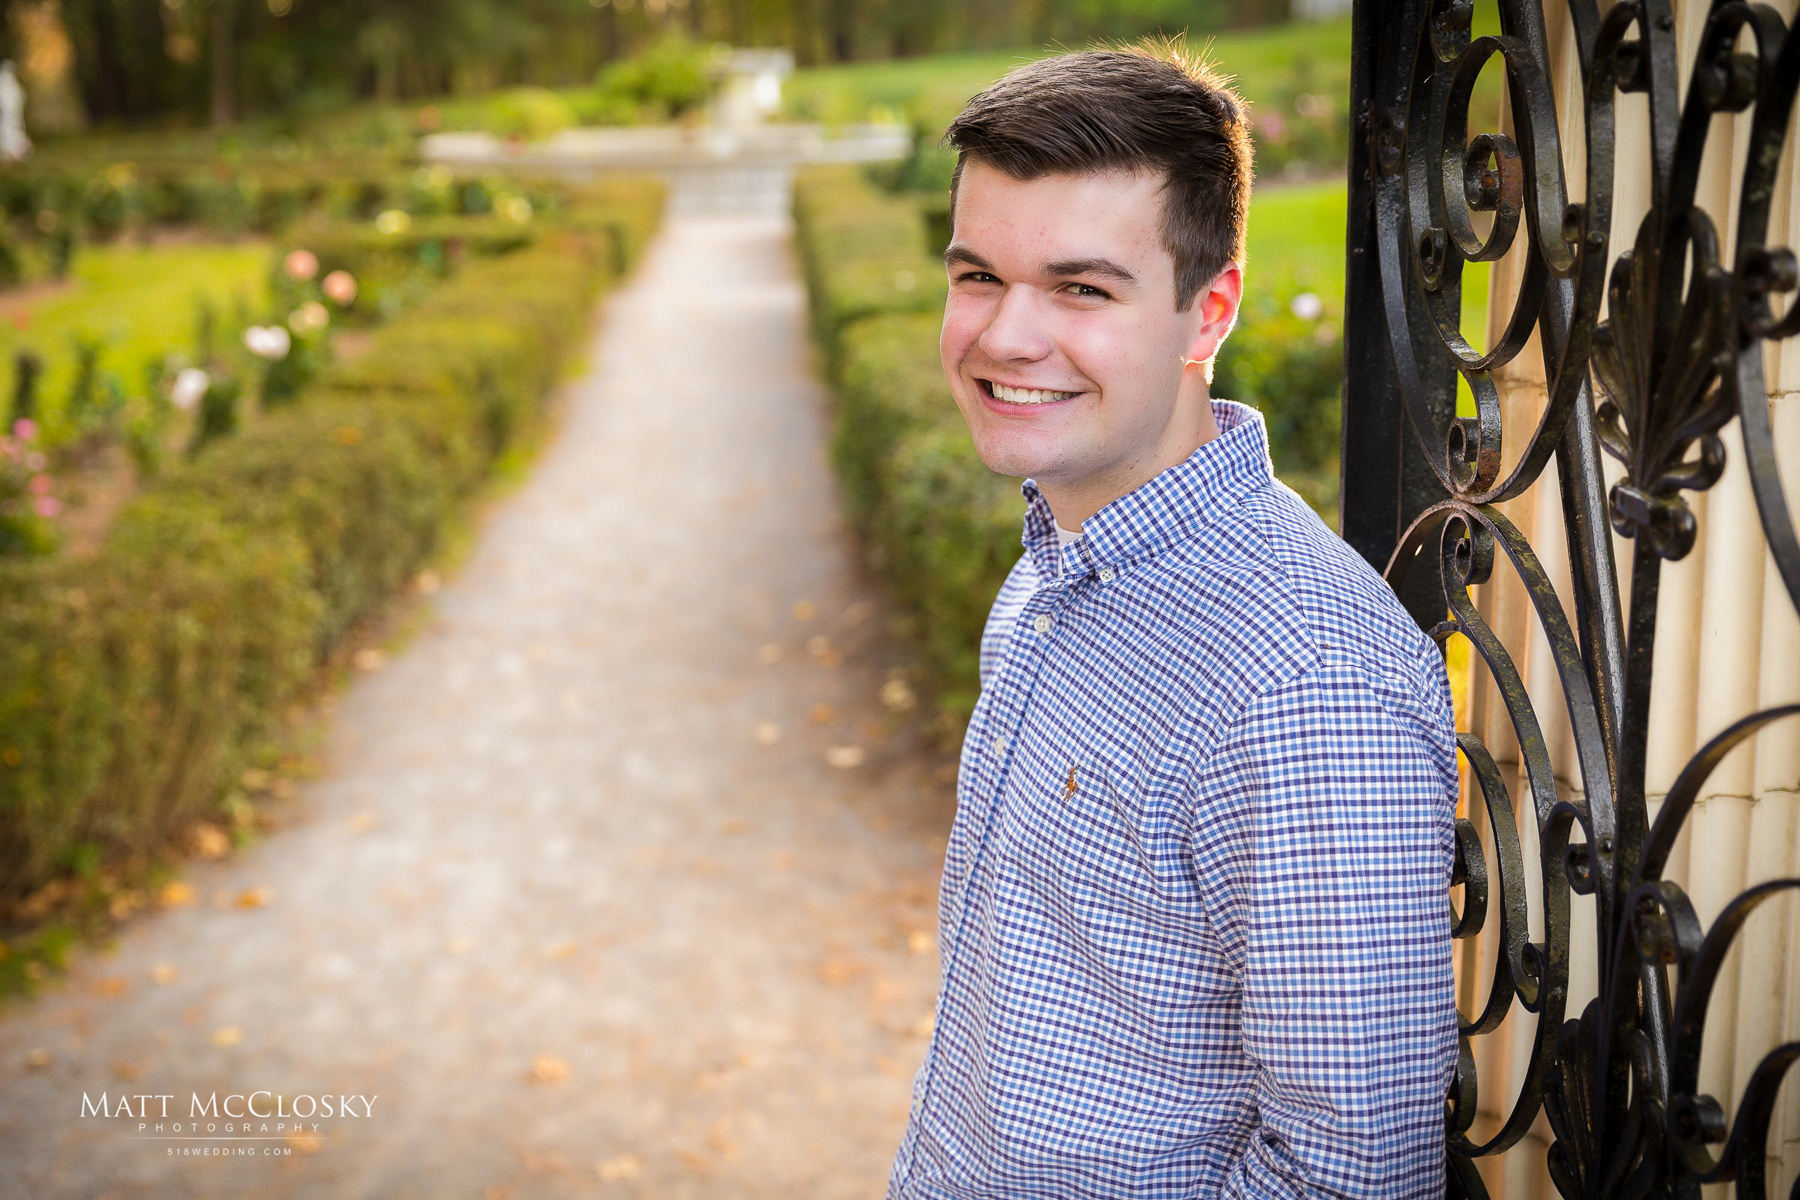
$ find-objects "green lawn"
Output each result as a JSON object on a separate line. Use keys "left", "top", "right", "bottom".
{"left": 783, "top": 17, "right": 1355, "bottom": 137}
{"left": 0, "top": 241, "right": 271, "bottom": 433}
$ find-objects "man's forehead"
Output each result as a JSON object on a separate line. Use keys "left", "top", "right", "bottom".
{"left": 948, "top": 164, "right": 1171, "bottom": 283}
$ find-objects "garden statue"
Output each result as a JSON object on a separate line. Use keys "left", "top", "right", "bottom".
{"left": 0, "top": 61, "right": 30, "bottom": 162}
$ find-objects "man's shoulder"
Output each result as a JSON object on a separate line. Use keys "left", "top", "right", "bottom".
{"left": 1150, "top": 477, "right": 1446, "bottom": 708}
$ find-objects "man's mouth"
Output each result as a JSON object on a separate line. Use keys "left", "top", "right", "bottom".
{"left": 979, "top": 379, "right": 1082, "bottom": 406}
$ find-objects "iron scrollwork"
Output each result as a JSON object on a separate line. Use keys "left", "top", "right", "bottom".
{"left": 1346, "top": 0, "right": 1800, "bottom": 1193}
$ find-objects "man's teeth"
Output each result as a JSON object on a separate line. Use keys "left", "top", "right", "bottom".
{"left": 990, "top": 382, "right": 1078, "bottom": 405}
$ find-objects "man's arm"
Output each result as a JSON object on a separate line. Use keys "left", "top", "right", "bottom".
{"left": 1188, "top": 655, "right": 1458, "bottom": 1198}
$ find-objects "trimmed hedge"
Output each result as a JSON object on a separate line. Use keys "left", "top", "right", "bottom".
{"left": 793, "top": 167, "right": 1017, "bottom": 723}
{"left": 0, "top": 178, "right": 663, "bottom": 903}
{"left": 792, "top": 167, "right": 947, "bottom": 377}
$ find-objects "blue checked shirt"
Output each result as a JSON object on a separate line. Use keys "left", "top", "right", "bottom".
{"left": 887, "top": 400, "right": 1459, "bottom": 1199}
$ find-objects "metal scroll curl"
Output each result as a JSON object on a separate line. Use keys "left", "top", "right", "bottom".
{"left": 1627, "top": 705, "right": 1800, "bottom": 1191}
{"left": 1374, "top": 0, "right": 1615, "bottom": 506}
{"left": 1384, "top": 499, "right": 1616, "bottom": 1163}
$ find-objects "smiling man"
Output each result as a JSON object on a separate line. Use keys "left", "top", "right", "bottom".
{"left": 885, "top": 41, "right": 1460, "bottom": 1200}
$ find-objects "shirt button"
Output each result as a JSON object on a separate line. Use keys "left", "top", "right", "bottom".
{"left": 991, "top": 734, "right": 1009, "bottom": 756}
{"left": 1098, "top": 567, "right": 1115, "bottom": 583}
{"left": 1033, "top": 614, "right": 1054, "bottom": 634}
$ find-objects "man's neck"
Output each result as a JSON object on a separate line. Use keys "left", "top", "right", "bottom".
{"left": 1040, "top": 392, "right": 1222, "bottom": 528}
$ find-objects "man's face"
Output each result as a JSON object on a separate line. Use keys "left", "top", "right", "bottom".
{"left": 940, "top": 160, "right": 1229, "bottom": 522}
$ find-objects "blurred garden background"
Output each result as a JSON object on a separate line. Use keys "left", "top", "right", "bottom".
{"left": 0, "top": 1, "right": 1488, "bottom": 1193}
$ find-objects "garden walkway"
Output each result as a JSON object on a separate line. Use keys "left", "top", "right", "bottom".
{"left": 0, "top": 176, "right": 957, "bottom": 1198}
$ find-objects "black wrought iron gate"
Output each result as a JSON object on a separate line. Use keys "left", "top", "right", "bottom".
{"left": 1342, "top": 0, "right": 1800, "bottom": 1193}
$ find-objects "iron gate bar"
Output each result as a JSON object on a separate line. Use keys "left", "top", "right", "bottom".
{"left": 1342, "top": 0, "right": 1800, "bottom": 1193}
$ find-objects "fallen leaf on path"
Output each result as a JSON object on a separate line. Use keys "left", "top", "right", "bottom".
{"left": 706, "top": 1119, "right": 740, "bottom": 1161}
{"left": 234, "top": 888, "right": 271, "bottom": 910}
{"left": 353, "top": 648, "right": 386, "bottom": 672}
{"left": 529, "top": 1053, "right": 569, "bottom": 1083}
{"left": 24, "top": 1048, "right": 51, "bottom": 1069}
{"left": 675, "top": 1148, "right": 714, "bottom": 1176}
{"left": 752, "top": 722, "right": 781, "bottom": 746}
{"left": 596, "top": 1154, "right": 642, "bottom": 1182}
{"left": 907, "top": 930, "right": 933, "bottom": 956}
{"left": 792, "top": 600, "right": 816, "bottom": 622}
{"left": 188, "top": 823, "right": 230, "bottom": 860}
{"left": 158, "top": 881, "right": 196, "bottom": 908}
{"left": 881, "top": 678, "right": 918, "bottom": 711}
{"left": 113, "top": 1059, "right": 145, "bottom": 1081}
{"left": 825, "top": 745, "right": 866, "bottom": 769}
{"left": 816, "top": 956, "right": 866, "bottom": 986}
{"left": 809, "top": 702, "right": 835, "bottom": 724}
{"left": 287, "top": 1132, "right": 323, "bottom": 1154}
{"left": 415, "top": 570, "right": 441, "bottom": 596}
{"left": 93, "top": 976, "right": 128, "bottom": 998}
{"left": 755, "top": 643, "right": 782, "bottom": 665}
{"left": 150, "top": 962, "right": 176, "bottom": 985}
{"left": 210, "top": 1026, "right": 243, "bottom": 1048}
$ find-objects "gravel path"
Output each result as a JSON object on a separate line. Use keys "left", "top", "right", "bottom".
{"left": 0, "top": 202, "right": 956, "bottom": 1199}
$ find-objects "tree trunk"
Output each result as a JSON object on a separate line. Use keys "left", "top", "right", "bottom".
{"left": 209, "top": 0, "right": 235, "bottom": 126}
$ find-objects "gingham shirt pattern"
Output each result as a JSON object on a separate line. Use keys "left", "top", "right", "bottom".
{"left": 887, "top": 400, "right": 1459, "bottom": 1199}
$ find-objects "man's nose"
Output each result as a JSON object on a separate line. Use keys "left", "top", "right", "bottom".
{"left": 975, "top": 285, "right": 1052, "bottom": 362}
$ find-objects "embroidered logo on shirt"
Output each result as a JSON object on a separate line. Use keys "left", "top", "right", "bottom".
{"left": 1063, "top": 765, "right": 1079, "bottom": 799}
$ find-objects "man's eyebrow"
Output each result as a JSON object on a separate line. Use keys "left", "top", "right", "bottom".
{"left": 943, "top": 244, "right": 992, "bottom": 271}
{"left": 1042, "top": 257, "right": 1139, "bottom": 286}
{"left": 942, "top": 244, "right": 1139, "bottom": 288}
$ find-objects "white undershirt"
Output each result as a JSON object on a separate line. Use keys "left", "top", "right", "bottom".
{"left": 1055, "top": 523, "right": 1083, "bottom": 546}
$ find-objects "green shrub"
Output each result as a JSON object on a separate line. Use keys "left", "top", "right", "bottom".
{"left": 792, "top": 168, "right": 945, "bottom": 377}
{"left": 484, "top": 88, "right": 578, "bottom": 140}
{"left": 595, "top": 31, "right": 719, "bottom": 120}
{"left": 0, "top": 505, "right": 319, "bottom": 894}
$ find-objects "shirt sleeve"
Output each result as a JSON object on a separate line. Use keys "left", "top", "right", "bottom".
{"left": 1187, "top": 655, "right": 1458, "bottom": 1198}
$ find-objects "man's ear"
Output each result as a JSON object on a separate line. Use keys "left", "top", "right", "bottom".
{"left": 1182, "top": 263, "right": 1244, "bottom": 365}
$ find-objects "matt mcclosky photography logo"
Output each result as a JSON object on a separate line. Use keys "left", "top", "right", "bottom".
{"left": 79, "top": 1089, "right": 379, "bottom": 1157}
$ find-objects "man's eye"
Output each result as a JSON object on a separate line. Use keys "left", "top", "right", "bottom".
{"left": 954, "top": 271, "right": 998, "bottom": 284}
{"left": 1066, "top": 283, "right": 1111, "bottom": 300}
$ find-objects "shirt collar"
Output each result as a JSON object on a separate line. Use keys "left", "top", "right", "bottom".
{"left": 1020, "top": 399, "right": 1275, "bottom": 585}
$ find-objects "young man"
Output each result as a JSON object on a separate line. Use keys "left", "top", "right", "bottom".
{"left": 886, "top": 42, "right": 1460, "bottom": 1199}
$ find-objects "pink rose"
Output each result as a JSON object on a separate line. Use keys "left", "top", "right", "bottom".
{"left": 28, "top": 473, "right": 51, "bottom": 495}
{"left": 284, "top": 249, "right": 320, "bottom": 281}
{"left": 12, "top": 418, "right": 36, "bottom": 442}
{"left": 321, "top": 270, "right": 358, "bottom": 306}
{"left": 32, "top": 495, "right": 60, "bottom": 518}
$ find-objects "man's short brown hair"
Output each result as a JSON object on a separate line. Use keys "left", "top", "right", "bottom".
{"left": 944, "top": 39, "right": 1253, "bottom": 313}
